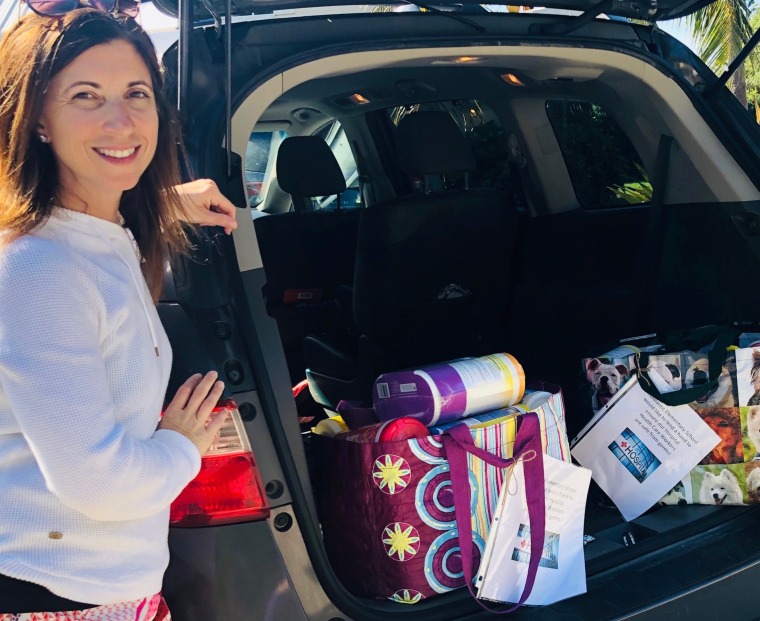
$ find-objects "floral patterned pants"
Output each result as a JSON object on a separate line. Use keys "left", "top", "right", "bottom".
{"left": 0, "top": 594, "right": 169, "bottom": 621}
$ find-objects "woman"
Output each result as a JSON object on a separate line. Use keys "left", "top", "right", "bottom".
{"left": 0, "top": 8, "right": 238, "bottom": 620}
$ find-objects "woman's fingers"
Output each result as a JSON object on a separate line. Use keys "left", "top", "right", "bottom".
{"left": 160, "top": 371, "right": 228, "bottom": 455}
{"left": 184, "top": 370, "right": 220, "bottom": 415}
{"left": 198, "top": 381, "right": 226, "bottom": 420}
{"left": 174, "top": 179, "right": 239, "bottom": 234}
{"left": 167, "top": 373, "right": 203, "bottom": 410}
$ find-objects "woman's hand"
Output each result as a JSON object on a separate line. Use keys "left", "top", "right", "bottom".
{"left": 174, "top": 179, "right": 239, "bottom": 235}
{"left": 159, "top": 371, "right": 229, "bottom": 455}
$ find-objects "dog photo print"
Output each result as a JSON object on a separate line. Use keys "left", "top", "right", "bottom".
{"left": 736, "top": 347, "right": 760, "bottom": 406}
{"left": 684, "top": 352, "right": 738, "bottom": 409}
{"left": 745, "top": 461, "right": 760, "bottom": 503}
{"left": 691, "top": 464, "right": 747, "bottom": 505}
{"left": 582, "top": 348, "right": 637, "bottom": 413}
{"left": 741, "top": 406, "right": 760, "bottom": 462}
{"left": 647, "top": 354, "right": 684, "bottom": 391}
{"left": 658, "top": 478, "right": 690, "bottom": 506}
{"left": 582, "top": 350, "right": 690, "bottom": 416}
{"left": 696, "top": 407, "right": 743, "bottom": 465}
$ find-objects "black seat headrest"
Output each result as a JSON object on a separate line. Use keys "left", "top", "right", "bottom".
{"left": 396, "top": 111, "right": 476, "bottom": 176}
{"left": 276, "top": 136, "right": 347, "bottom": 197}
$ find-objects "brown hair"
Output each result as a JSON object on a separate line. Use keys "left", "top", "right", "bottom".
{"left": 0, "top": 9, "right": 193, "bottom": 301}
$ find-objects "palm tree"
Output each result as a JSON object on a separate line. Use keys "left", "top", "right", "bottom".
{"left": 686, "top": 0, "right": 753, "bottom": 105}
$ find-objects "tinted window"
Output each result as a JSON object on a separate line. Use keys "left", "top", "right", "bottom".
{"left": 546, "top": 100, "right": 652, "bottom": 208}
{"left": 245, "top": 122, "right": 360, "bottom": 211}
{"left": 244, "top": 131, "right": 287, "bottom": 207}
{"left": 312, "top": 121, "right": 361, "bottom": 209}
{"left": 388, "top": 100, "right": 513, "bottom": 196}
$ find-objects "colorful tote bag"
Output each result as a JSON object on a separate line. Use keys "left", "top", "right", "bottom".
{"left": 312, "top": 383, "right": 569, "bottom": 604}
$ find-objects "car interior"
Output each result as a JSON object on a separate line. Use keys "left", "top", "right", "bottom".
{"left": 238, "top": 43, "right": 760, "bottom": 412}
{"left": 163, "top": 19, "right": 760, "bottom": 613}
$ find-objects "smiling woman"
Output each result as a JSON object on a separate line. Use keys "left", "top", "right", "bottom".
{"left": 0, "top": 9, "right": 234, "bottom": 620}
{"left": 38, "top": 40, "right": 160, "bottom": 224}
{"left": 0, "top": 9, "right": 191, "bottom": 295}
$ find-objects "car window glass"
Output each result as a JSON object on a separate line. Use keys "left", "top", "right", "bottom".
{"left": 312, "top": 121, "right": 362, "bottom": 209}
{"left": 387, "top": 99, "right": 513, "bottom": 196}
{"left": 244, "top": 121, "right": 361, "bottom": 210}
{"left": 245, "top": 130, "right": 287, "bottom": 207}
{"left": 545, "top": 100, "right": 652, "bottom": 209}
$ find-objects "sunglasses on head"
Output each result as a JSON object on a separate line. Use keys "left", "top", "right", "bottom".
{"left": 24, "top": 0, "right": 140, "bottom": 18}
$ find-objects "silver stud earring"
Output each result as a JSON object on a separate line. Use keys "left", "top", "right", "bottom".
{"left": 38, "top": 134, "right": 49, "bottom": 144}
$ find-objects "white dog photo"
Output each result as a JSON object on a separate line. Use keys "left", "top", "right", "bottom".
{"left": 697, "top": 468, "right": 745, "bottom": 505}
{"left": 646, "top": 354, "right": 684, "bottom": 392}
{"left": 585, "top": 358, "right": 630, "bottom": 411}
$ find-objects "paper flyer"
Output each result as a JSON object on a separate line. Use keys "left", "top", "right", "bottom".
{"left": 476, "top": 454, "right": 592, "bottom": 606}
{"left": 571, "top": 375, "right": 721, "bottom": 520}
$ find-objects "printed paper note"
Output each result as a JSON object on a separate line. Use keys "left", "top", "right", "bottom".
{"left": 476, "top": 454, "right": 591, "bottom": 606}
{"left": 571, "top": 375, "right": 720, "bottom": 520}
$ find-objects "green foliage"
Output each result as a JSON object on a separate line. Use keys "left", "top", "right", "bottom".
{"left": 546, "top": 101, "right": 651, "bottom": 207}
{"left": 466, "top": 120, "right": 512, "bottom": 193}
{"left": 608, "top": 163, "right": 654, "bottom": 204}
{"left": 746, "top": 8, "right": 760, "bottom": 107}
{"left": 688, "top": 0, "right": 753, "bottom": 70}
{"left": 686, "top": 0, "right": 753, "bottom": 104}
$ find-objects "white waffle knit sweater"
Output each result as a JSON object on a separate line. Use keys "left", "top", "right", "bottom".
{"left": 0, "top": 208, "right": 201, "bottom": 606}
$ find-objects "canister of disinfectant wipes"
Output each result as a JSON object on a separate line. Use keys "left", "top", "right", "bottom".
{"left": 372, "top": 353, "right": 525, "bottom": 426}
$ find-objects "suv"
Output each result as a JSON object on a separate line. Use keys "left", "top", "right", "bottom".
{"left": 150, "top": 1, "right": 760, "bottom": 619}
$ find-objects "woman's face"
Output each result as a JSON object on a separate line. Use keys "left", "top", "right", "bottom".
{"left": 37, "top": 39, "right": 159, "bottom": 208}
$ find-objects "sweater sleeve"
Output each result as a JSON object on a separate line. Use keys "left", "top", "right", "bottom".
{"left": 0, "top": 238, "right": 201, "bottom": 521}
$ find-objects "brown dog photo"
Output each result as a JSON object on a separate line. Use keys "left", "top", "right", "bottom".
{"left": 697, "top": 407, "right": 743, "bottom": 465}
{"left": 685, "top": 354, "right": 737, "bottom": 409}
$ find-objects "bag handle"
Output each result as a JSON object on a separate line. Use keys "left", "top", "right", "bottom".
{"left": 442, "top": 413, "right": 546, "bottom": 613}
{"left": 637, "top": 326, "right": 738, "bottom": 407}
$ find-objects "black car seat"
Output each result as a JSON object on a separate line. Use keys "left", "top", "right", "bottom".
{"left": 303, "top": 111, "right": 523, "bottom": 406}
{"left": 254, "top": 136, "right": 362, "bottom": 384}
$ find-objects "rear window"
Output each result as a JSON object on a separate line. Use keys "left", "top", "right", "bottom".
{"left": 245, "top": 131, "right": 286, "bottom": 207}
{"left": 388, "top": 99, "right": 513, "bottom": 196}
{"left": 546, "top": 100, "right": 652, "bottom": 208}
{"left": 244, "top": 121, "right": 360, "bottom": 210}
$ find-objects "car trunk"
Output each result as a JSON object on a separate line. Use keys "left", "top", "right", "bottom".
{"left": 161, "top": 12, "right": 760, "bottom": 619}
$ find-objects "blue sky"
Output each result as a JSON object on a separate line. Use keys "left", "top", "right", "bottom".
{"left": 659, "top": 18, "right": 699, "bottom": 53}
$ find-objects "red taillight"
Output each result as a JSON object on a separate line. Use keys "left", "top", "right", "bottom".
{"left": 170, "top": 399, "right": 270, "bottom": 527}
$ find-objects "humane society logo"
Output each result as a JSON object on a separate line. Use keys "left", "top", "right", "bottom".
{"left": 608, "top": 427, "right": 661, "bottom": 483}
